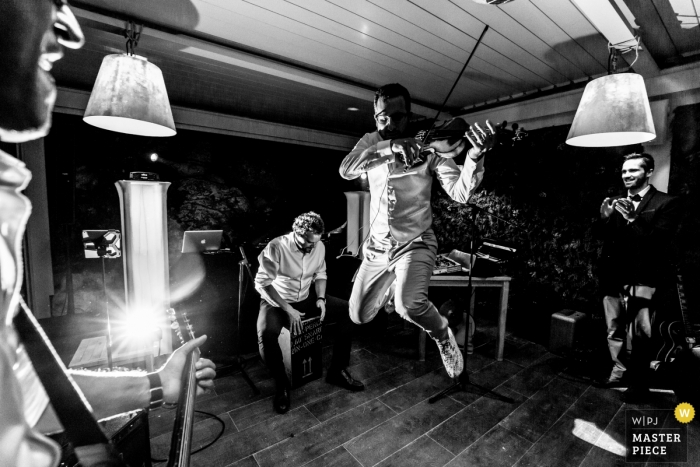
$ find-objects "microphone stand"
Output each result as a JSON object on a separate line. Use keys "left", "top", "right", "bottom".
{"left": 430, "top": 203, "right": 520, "bottom": 404}
{"left": 235, "top": 245, "right": 261, "bottom": 394}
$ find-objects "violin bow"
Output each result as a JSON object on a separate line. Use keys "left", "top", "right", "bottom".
{"left": 422, "top": 24, "right": 489, "bottom": 143}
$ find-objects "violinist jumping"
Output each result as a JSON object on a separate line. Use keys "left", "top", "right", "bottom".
{"left": 338, "top": 83, "right": 499, "bottom": 379}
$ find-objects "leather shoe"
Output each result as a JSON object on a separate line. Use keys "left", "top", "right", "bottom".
{"left": 273, "top": 386, "right": 290, "bottom": 414}
{"left": 326, "top": 368, "right": 365, "bottom": 392}
{"left": 597, "top": 377, "right": 626, "bottom": 389}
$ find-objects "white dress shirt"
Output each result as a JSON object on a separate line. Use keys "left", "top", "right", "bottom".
{"left": 628, "top": 185, "right": 651, "bottom": 210}
{"left": 339, "top": 131, "right": 484, "bottom": 243}
{"left": 254, "top": 232, "right": 327, "bottom": 306}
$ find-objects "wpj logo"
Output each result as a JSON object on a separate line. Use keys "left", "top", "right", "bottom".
{"left": 625, "top": 407, "right": 690, "bottom": 463}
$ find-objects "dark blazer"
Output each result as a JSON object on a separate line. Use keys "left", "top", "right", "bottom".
{"left": 596, "top": 185, "right": 681, "bottom": 294}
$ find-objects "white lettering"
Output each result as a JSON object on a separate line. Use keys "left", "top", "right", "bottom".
{"left": 633, "top": 446, "right": 667, "bottom": 455}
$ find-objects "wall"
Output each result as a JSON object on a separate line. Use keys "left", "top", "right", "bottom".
{"left": 41, "top": 113, "right": 359, "bottom": 322}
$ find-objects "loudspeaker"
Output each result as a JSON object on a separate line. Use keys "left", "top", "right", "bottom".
{"left": 170, "top": 250, "right": 260, "bottom": 362}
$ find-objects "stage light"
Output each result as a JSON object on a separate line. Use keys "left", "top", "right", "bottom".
{"left": 360, "top": 173, "right": 367, "bottom": 180}
{"left": 347, "top": 107, "right": 359, "bottom": 111}
{"left": 150, "top": 153, "right": 159, "bottom": 162}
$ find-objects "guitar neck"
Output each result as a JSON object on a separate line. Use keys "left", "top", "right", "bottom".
{"left": 166, "top": 348, "right": 200, "bottom": 467}
{"left": 677, "top": 274, "right": 697, "bottom": 345}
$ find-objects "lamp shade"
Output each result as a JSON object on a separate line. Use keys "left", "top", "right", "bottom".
{"left": 566, "top": 73, "right": 655, "bottom": 147}
{"left": 84, "top": 54, "right": 176, "bottom": 137}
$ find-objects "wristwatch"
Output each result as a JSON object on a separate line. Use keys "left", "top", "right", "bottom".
{"left": 146, "top": 373, "right": 164, "bottom": 409}
{"left": 316, "top": 297, "right": 326, "bottom": 303}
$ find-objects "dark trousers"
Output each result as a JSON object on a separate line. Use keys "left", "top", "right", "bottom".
{"left": 257, "top": 293, "right": 353, "bottom": 387}
{"left": 603, "top": 285, "right": 655, "bottom": 387}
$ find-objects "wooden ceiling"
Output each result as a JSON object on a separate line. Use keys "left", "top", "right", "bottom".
{"left": 55, "top": 0, "right": 700, "bottom": 137}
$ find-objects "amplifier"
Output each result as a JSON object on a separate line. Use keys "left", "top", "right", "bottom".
{"left": 51, "top": 410, "right": 152, "bottom": 467}
{"left": 550, "top": 309, "right": 587, "bottom": 354}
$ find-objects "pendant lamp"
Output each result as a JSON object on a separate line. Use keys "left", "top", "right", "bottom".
{"left": 83, "top": 23, "right": 176, "bottom": 137}
{"left": 566, "top": 45, "right": 655, "bottom": 147}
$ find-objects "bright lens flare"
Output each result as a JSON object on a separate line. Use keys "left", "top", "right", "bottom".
{"left": 118, "top": 310, "right": 162, "bottom": 346}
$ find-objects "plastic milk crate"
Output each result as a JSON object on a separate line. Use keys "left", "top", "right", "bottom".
{"left": 278, "top": 316, "right": 323, "bottom": 388}
{"left": 549, "top": 309, "right": 587, "bottom": 354}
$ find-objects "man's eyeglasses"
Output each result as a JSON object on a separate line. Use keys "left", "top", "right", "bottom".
{"left": 374, "top": 111, "right": 408, "bottom": 125}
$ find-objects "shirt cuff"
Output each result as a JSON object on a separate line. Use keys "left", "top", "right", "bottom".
{"left": 464, "top": 153, "right": 485, "bottom": 169}
{"left": 314, "top": 272, "right": 328, "bottom": 281}
{"left": 376, "top": 140, "right": 396, "bottom": 163}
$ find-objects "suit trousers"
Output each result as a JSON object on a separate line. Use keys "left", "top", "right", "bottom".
{"left": 349, "top": 228, "right": 448, "bottom": 342}
{"left": 603, "top": 285, "right": 655, "bottom": 386}
{"left": 257, "top": 293, "right": 353, "bottom": 387}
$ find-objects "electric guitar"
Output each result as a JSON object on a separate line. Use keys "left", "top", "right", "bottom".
{"left": 165, "top": 308, "right": 200, "bottom": 467}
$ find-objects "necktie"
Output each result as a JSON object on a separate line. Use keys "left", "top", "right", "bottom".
{"left": 630, "top": 194, "right": 642, "bottom": 202}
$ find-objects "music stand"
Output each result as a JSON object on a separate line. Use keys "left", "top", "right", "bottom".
{"left": 82, "top": 229, "right": 121, "bottom": 370}
{"left": 429, "top": 206, "right": 516, "bottom": 404}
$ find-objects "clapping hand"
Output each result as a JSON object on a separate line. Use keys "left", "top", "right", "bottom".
{"left": 613, "top": 198, "right": 637, "bottom": 221}
{"left": 600, "top": 197, "right": 615, "bottom": 219}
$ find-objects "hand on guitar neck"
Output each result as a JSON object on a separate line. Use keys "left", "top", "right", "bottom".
{"left": 158, "top": 334, "right": 216, "bottom": 404}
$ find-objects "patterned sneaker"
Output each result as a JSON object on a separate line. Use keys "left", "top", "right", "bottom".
{"left": 435, "top": 328, "right": 463, "bottom": 378}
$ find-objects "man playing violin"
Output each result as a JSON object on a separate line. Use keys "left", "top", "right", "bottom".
{"left": 339, "top": 83, "right": 498, "bottom": 379}
{"left": 0, "top": 1, "right": 215, "bottom": 465}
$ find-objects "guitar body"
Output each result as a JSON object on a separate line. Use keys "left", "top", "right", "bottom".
{"left": 654, "top": 320, "right": 686, "bottom": 363}
{"left": 651, "top": 272, "right": 700, "bottom": 405}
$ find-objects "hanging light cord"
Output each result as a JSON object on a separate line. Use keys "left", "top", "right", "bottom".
{"left": 607, "top": 36, "right": 640, "bottom": 74}
{"left": 125, "top": 20, "right": 143, "bottom": 56}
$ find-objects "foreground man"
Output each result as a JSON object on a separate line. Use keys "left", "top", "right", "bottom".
{"left": 339, "top": 83, "right": 497, "bottom": 379}
{"left": 0, "top": 1, "right": 215, "bottom": 465}
{"left": 597, "top": 153, "right": 680, "bottom": 403}
{"left": 255, "top": 212, "right": 363, "bottom": 414}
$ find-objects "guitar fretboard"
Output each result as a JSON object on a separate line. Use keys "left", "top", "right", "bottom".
{"left": 677, "top": 274, "right": 699, "bottom": 344}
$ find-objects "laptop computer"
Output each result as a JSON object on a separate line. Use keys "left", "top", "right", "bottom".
{"left": 181, "top": 230, "right": 223, "bottom": 253}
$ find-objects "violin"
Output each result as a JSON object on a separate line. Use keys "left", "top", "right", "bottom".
{"left": 403, "top": 118, "right": 508, "bottom": 172}
{"left": 415, "top": 117, "right": 471, "bottom": 159}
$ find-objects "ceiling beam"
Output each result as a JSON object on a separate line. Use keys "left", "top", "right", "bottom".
{"left": 456, "top": 61, "right": 700, "bottom": 129}
{"left": 54, "top": 87, "right": 358, "bottom": 151}
{"left": 72, "top": 7, "right": 446, "bottom": 121}
{"left": 570, "top": 0, "right": 659, "bottom": 77}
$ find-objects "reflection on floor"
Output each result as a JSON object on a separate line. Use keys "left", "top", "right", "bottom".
{"left": 148, "top": 315, "right": 699, "bottom": 467}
